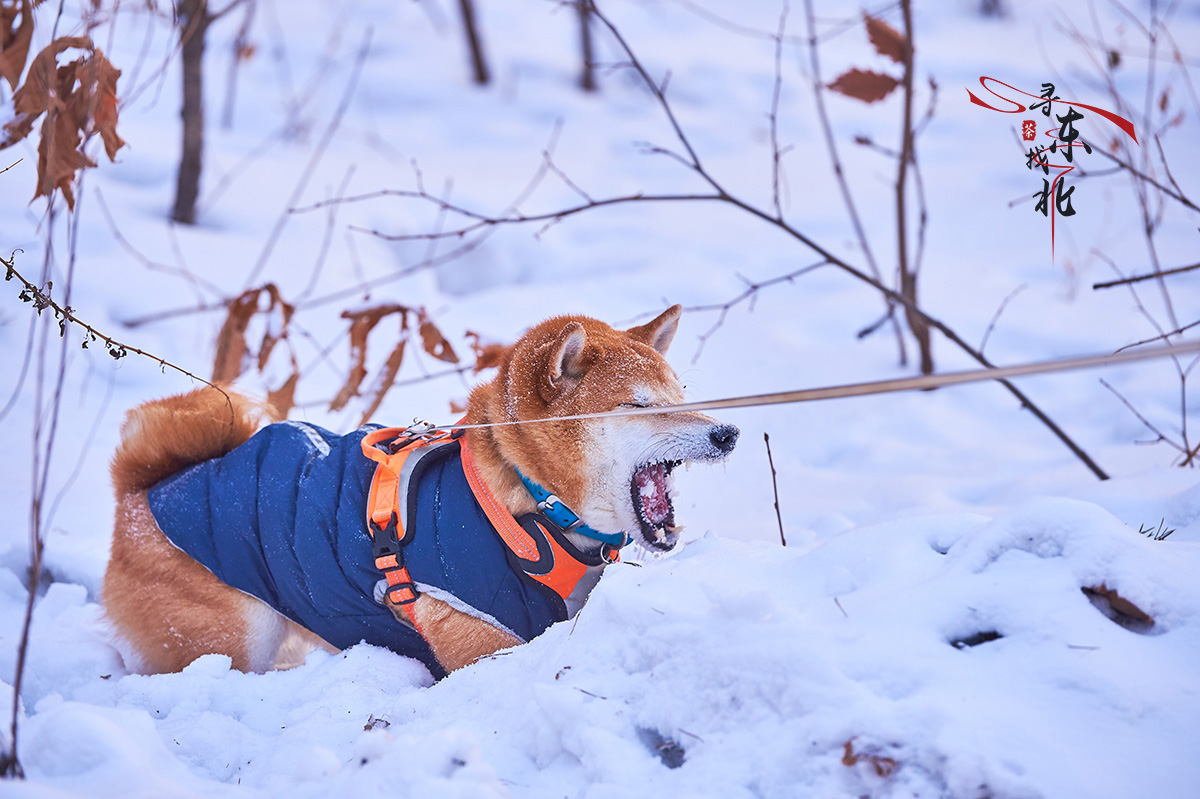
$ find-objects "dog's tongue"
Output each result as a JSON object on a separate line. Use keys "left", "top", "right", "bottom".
{"left": 634, "top": 462, "right": 671, "bottom": 525}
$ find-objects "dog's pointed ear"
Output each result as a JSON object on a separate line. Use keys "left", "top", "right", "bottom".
{"left": 539, "top": 320, "right": 589, "bottom": 402}
{"left": 627, "top": 304, "right": 681, "bottom": 355}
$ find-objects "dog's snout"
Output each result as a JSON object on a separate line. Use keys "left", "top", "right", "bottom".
{"left": 709, "top": 424, "right": 739, "bottom": 454}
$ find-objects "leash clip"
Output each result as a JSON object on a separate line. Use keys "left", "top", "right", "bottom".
{"left": 402, "top": 418, "right": 437, "bottom": 439}
{"left": 387, "top": 419, "right": 440, "bottom": 453}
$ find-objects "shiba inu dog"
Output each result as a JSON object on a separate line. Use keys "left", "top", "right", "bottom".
{"left": 104, "top": 306, "right": 739, "bottom": 677}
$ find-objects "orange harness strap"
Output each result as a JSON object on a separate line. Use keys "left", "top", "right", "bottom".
{"left": 362, "top": 426, "right": 611, "bottom": 636}
{"left": 360, "top": 427, "right": 453, "bottom": 637}
{"left": 457, "top": 433, "right": 540, "bottom": 561}
{"left": 458, "top": 434, "right": 609, "bottom": 601}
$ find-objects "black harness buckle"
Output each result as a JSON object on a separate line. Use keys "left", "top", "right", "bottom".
{"left": 370, "top": 513, "right": 402, "bottom": 559}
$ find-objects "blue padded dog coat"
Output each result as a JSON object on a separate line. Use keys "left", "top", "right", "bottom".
{"left": 146, "top": 422, "right": 585, "bottom": 679}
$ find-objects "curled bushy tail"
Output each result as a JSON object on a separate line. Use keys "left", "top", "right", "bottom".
{"left": 111, "top": 387, "right": 271, "bottom": 495}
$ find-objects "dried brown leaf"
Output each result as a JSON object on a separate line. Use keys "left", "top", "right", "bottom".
{"left": 464, "top": 329, "right": 508, "bottom": 373}
{"left": 0, "top": 0, "right": 34, "bottom": 91}
{"left": 842, "top": 739, "right": 898, "bottom": 779}
{"left": 330, "top": 304, "right": 408, "bottom": 412}
{"left": 1084, "top": 583, "right": 1154, "bottom": 625}
{"left": 358, "top": 340, "right": 406, "bottom": 425}
{"left": 255, "top": 284, "right": 294, "bottom": 372}
{"left": 5, "top": 37, "right": 92, "bottom": 136}
{"left": 2, "top": 37, "right": 124, "bottom": 207}
{"left": 863, "top": 13, "right": 908, "bottom": 65}
{"left": 35, "top": 101, "right": 94, "bottom": 208}
{"left": 212, "top": 288, "right": 262, "bottom": 383}
{"left": 75, "top": 47, "right": 124, "bottom": 160}
{"left": 827, "top": 69, "right": 899, "bottom": 104}
{"left": 418, "top": 310, "right": 459, "bottom": 363}
{"left": 267, "top": 370, "right": 299, "bottom": 419}
{"left": 448, "top": 398, "right": 468, "bottom": 415}
{"left": 1158, "top": 87, "right": 1170, "bottom": 112}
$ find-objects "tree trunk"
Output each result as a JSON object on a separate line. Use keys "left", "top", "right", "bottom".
{"left": 457, "top": 0, "right": 489, "bottom": 85}
{"left": 173, "top": 0, "right": 209, "bottom": 225}
{"left": 578, "top": 0, "right": 596, "bottom": 92}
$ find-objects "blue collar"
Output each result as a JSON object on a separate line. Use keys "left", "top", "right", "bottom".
{"left": 514, "top": 468, "right": 629, "bottom": 548}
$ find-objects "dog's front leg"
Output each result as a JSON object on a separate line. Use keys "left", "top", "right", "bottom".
{"left": 393, "top": 595, "right": 522, "bottom": 673}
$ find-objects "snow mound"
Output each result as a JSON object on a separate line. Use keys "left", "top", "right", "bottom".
{"left": 13, "top": 497, "right": 1200, "bottom": 798}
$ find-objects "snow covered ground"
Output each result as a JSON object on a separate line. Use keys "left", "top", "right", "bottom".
{"left": 1, "top": 0, "right": 1199, "bottom": 796}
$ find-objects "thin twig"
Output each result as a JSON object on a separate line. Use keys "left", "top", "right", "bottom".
{"left": 1086, "top": 139, "right": 1198, "bottom": 213}
{"left": 243, "top": 26, "right": 373, "bottom": 288}
{"left": 199, "top": 120, "right": 292, "bottom": 214}
{"left": 219, "top": 0, "right": 257, "bottom": 129}
{"left": 297, "top": 164, "right": 357, "bottom": 302}
{"left": 764, "top": 433, "right": 786, "bottom": 546}
{"left": 1100, "top": 378, "right": 1184, "bottom": 454}
{"left": 683, "top": 260, "right": 829, "bottom": 363}
{"left": 768, "top": 5, "right": 789, "bottom": 220}
{"left": 979, "top": 283, "right": 1028, "bottom": 356}
{"left": 2, "top": 256, "right": 227, "bottom": 395}
{"left": 1095, "top": 248, "right": 1191, "bottom": 457}
{"left": 909, "top": 78, "right": 937, "bottom": 282}
{"left": 801, "top": 0, "right": 905, "bottom": 364}
{"left": 667, "top": 0, "right": 897, "bottom": 45}
{"left": 1115, "top": 319, "right": 1200, "bottom": 353}
{"left": 95, "top": 187, "right": 224, "bottom": 298}
{"left": 895, "top": 0, "right": 932, "bottom": 375}
{"left": 1093, "top": 260, "right": 1200, "bottom": 289}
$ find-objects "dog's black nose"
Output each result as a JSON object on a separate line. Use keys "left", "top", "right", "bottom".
{"left": 709, "top": 424, "right": 739, "bottom": 454}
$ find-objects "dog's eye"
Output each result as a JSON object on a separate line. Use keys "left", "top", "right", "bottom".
{"left": 618, "top": 402, "right": 649, "bottom": 409}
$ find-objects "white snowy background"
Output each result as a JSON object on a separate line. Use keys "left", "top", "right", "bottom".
{"left": 1, "top": 0, "right": 1199, "bottom": 796}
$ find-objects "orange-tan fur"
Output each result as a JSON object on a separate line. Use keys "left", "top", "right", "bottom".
{"left": 104, "top": 306, "right": 733, "bottom": 675}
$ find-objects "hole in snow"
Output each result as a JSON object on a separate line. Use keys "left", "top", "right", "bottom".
{"left": 949, "top": 630, "right": 1002, "bottom": 649}
{"left": 636, "top": 726, "right": 685, "bottom": 769}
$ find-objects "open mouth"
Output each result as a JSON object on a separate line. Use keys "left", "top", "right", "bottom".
{"left": 630, "top": 459, "right": 683, "bottom": 550}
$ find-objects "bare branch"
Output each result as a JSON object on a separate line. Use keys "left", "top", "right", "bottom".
{"left": 801, "top": 0, "right": 905, "bottom": 364}
{"left": 243, "top": 26, "right": 373, "bottom": 288}
{"left": 1087, "top": 138, "right": 1199, "bottom": 214}
{"left": 2, "top": 255, "right": 227, "bottom": 395}
{"left": 683, "top": 260, "right": 829, "bottom": 363}
{"left": 1116, "top": 319, "right": 1200, "bottom": 353}
{"left": 768, "top": 4, "right": 789, "bottom": 220}
{"left": 763, "top": 432, "right": 787, "bottom": 546}
{"left": 293, "top": 1, "right": 1110, "bottom": 480}
{"left": 979, "top": 283, "right": 1028, "bottom": 356}
{"left": 95, "top": 187, "right": 224, "bottom": 298}
{"left": 1093, "top": 260, "right": 1200, "bottom": 290}
{"left": 1100, "top": 378, "right": 1184, "bottom": 454}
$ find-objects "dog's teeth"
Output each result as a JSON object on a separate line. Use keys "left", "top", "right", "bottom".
{"left": 653, "top": 527, "right": 667, "bottom": 543}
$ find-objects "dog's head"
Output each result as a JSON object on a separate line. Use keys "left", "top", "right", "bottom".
{"left": 478, "top": 305, "right": 738, "bottom": 552}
